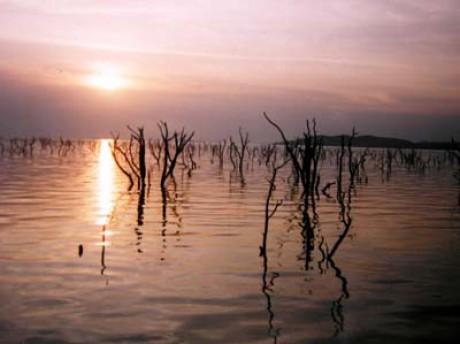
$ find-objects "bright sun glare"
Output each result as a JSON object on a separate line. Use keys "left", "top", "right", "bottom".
{"left": 97, "top": 139, "right": 115, "bottom": 225}
{"left": 89, "top": 62, "right": 126, "bottom": 91}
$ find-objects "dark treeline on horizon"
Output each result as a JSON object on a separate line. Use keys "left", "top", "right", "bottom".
{"left": 295, "top": 135, "right": 455, "bottom": 150}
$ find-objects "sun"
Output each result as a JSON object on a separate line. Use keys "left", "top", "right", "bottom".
{"left": 88, "top": 62, "right": 126, "bottom": 91}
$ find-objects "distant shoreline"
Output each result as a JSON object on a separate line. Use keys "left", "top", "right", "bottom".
{"left": 0, "top": 135, "right": 455, "bottom": 150}
{"left": 289, "top": 135, "right": 453, "bottom": 150}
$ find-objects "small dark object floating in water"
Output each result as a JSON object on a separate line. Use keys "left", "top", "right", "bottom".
{"left": 78, "top": 244, "right": 83, "bottom": 257}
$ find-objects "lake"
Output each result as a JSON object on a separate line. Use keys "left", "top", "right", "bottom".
{"left": 0, "top": 140, "right": 459, "bottom": 343}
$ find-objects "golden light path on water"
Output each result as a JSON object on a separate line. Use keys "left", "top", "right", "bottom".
{"left": 97, "top": 139, "right": 115, "bottom": 227}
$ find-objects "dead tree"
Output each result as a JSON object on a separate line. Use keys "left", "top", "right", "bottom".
{"left": 337, "top": 136, "right": 345, "bottom": 200}
{"left": 311, "top": 124, "right": 323, "bottom": 201}
{"left": 260, "top": 158, "right": 290, "bottom": 256}
{"left": 264, "top": 113, "right": 323, "bottom": 265}
{"left": 451, "top": 139, "right": 460, "bottom": 183}
{"left": 263, "top": 144, "right": 278, "bottom": 167}
{"left": 329, "top": 132, "right": 357, "bottom": 259}
{"left": 148, "top": 138, "right": 164, "bottom": 167}
{"left": 28, "top": 138, "right": 36, "bottom": 156}
{"left": 128, "top": 126, "right": 146, "bottom": 189}
{"left": 263, "top": 113, "right": 322, "bottom": 211}
{"left": 347, "top": 129, "right": 358, "bottom": 188}
{"left": 58, "top": 137, "right": 73, "bottom": 156}
{"left": 451, "top": 139, "right": 460, "bottom": 206}
{"left": 182, "top": 143, "right": 197, "bottom": 174}
{"left": 157, "top": 122, "right": 194, "bottom": 195}
{"left": 110, "top": 135, "right": 135, "bottom": 189}
{"left": 217, "top": 140, "right": 227, "bottom": 169}
{"left": 229, "top": 128, "right": 250, "bottom": 180}
{"left": 356, "top": 148, "right": 369, "bottom": 184}
{"left": 110, "top": 126, "right": 146, "bottom": 190}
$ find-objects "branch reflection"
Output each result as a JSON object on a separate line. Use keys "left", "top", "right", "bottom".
{"left": 327, "top": 170, "right": 353, "bottom": 337}
{"left": 328, "top": 257, "right": 349, "bottom": 337}
{"left": 159, "top": 176, "right": 184, "bottom": 261}
{"left": 101, "top": 225, "right": 107, "bottom": 276}
{"left": 261, "top": 248, "right": 280, "bottom": 343}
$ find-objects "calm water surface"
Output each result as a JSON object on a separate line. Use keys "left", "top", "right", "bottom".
{"left": 0, "top": 141, "right": 459, "bottom": 343}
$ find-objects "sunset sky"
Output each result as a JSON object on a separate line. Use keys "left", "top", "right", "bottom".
{"left": 0, "top": 0, "right": 459, "bottom": 141}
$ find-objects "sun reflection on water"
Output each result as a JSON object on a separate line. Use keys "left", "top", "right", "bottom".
{"left": 97, "top": 139, "right": 115, "bottom": 226}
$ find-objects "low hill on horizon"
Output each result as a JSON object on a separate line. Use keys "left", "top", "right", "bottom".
{"left": 293, "top": 134, "right": 453, "bottom": 150}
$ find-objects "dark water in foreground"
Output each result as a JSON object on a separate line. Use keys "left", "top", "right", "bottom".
{"left": 0, "top": 141, "right": 459, "bottom": 343}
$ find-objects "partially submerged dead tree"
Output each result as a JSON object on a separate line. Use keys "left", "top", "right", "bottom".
{"left": 110, "top": 126, "right": 146, "bottom": 190}
{"left": 7, "top": 138, "right": 37, "bottom": 157}
{"left": 129, "top": 126, "right": 147, "bottom": 189}
{"left": 451, "top": 139, "right": 460, "bottom": 183}
{"left": 337, "top": 136, "right": 345, "bottom": 200}
{"left": 182, "top": 142, "right": 197, "bottom": 175}
{"left": 259, "top": 157, "right": 286, "bottom": 343}
{"left": 356, "top": 148, "right": 369, "bottom": 184}
{"left": 329, "top": 131, "right": 356, "bottom": 259}
{"left": 157, "top": 121, "right": 194, "bottom": 194}
{"left": 263, "top": 144, "right": 278, "bottom": 167}
{"left": 451, "top": 139, "right": 460, "bottom": 206}
{"left": 217, "top": 140, "right": 227, "bottom": 169}
{"left": 263, "top": 113, "right": 323, "bottom": 268}
{"left": 260, "top": 158, "right": 290, "bottom": 256}
{"left": 347, "top": 129, "right": 358, "bottom": 188}
{"left": 110, "top": 136, "right": 134, "bottom": 189}
{"left": 229, "top": 128, "right": 250, "bottom": 181}
{"left": 148, "top": 138, "right": 164, "bottom": 167}
{"left": 263, "top": 113, "right": 322, "bottom": 211}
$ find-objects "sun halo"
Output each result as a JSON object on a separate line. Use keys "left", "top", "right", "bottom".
{"left": 88, "top": 63, "right": 127, "bottom": 91}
